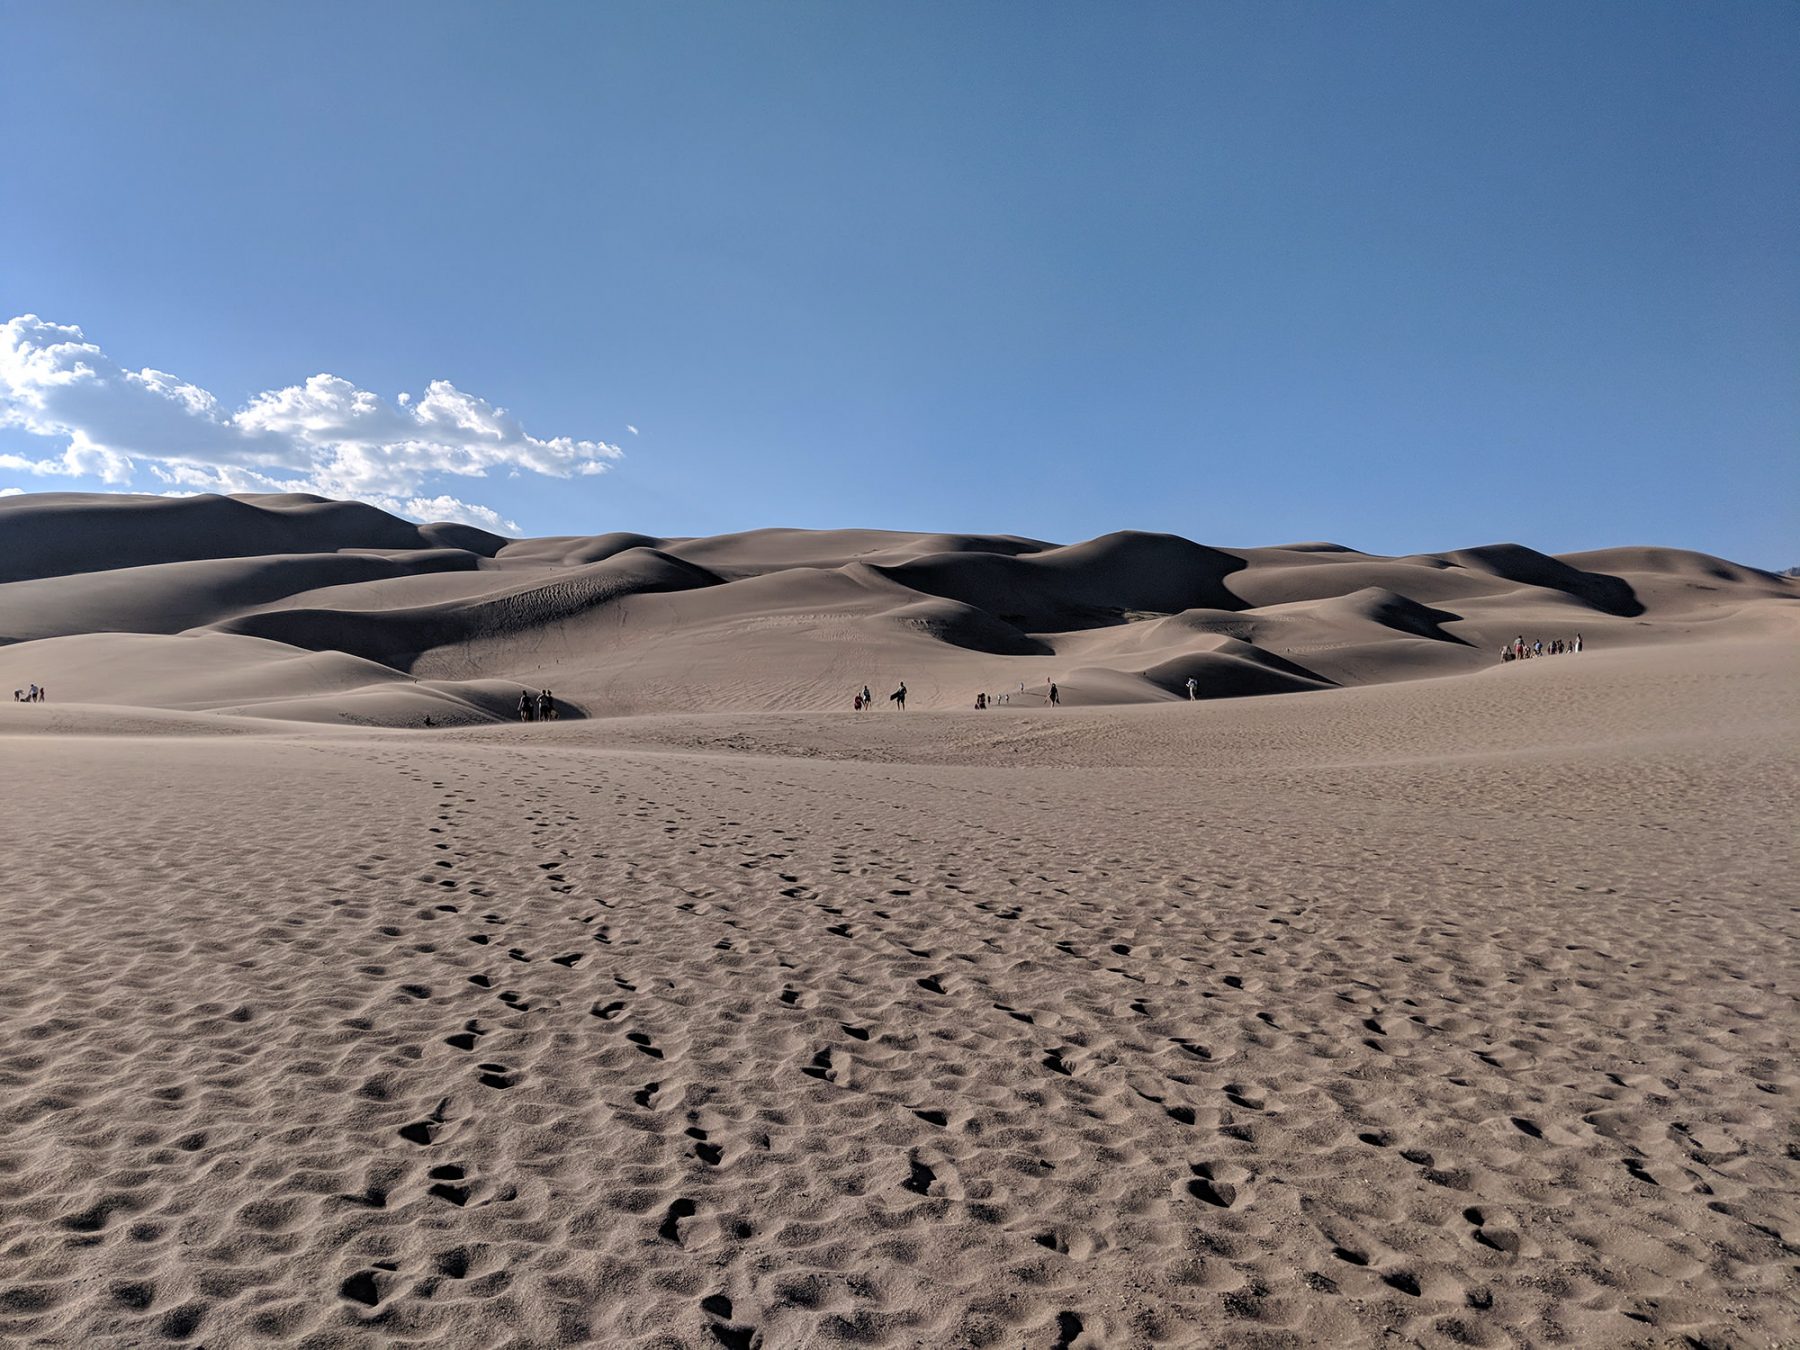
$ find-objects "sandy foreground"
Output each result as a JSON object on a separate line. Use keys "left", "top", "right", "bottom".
{"left": 1, "top": 640, "right": 1796, "bottom": 1348}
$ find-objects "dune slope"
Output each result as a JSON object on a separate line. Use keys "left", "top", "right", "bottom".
{"left": 0, "top": 492, "right": 1793, "bottom": 724}
{"left": 0, "top": 639, "right": 1792, "bottom": 1347}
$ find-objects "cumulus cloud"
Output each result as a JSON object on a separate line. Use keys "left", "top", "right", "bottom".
{"left": 0, "top": 314, "right": 623, "bottom": 531}
{"left": 0, "top": 486, "right": 23, "bottom": 497}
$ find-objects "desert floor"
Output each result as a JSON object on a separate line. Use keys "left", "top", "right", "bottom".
{"left": 0, "top": 640, "right": 1794, "bottom": 1348}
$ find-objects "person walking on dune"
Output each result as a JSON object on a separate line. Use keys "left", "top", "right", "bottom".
{"left": 518, "top": 690, "right": 533, "bottom": 722}
{"left": 1048, "top": 682, "right": 1060, "bottom": 707}
{"left": 862, "top": 685, "right": 872, "bottom": 710}
{"left": 1185, "top": 676, "right": 1198, "bottom": 700}
{"left": 890, "top": 682, "right": 907, "bottom": 710}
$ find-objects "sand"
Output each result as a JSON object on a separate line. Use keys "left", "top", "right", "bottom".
{"left": 0, "top": 493, "right": 1796, "bottom": 1347}
{"left": 4, "top": 491, "right": 1793, "bottom": 723}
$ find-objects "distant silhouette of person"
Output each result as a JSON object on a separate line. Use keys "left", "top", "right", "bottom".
{"left": 854, "top": 692, "right": 863, "bottom": 711}
{"left": 1185, "top": 677, "right": 1198, "bottom": 700}
{"left": 1048, "top": 682, "right": 1060, "bottom": 706}
{"left": 890, "top": 682, "right": 907, "bottom": 710}
{"left": 1574, "top": 633, "right": 1583, "bottom": 653}
{"left": 862, "top": 685, "right": 872, "bottom": 709}
{"left": 518, "top": 690, "right": 533, "bottom": 722}
{"left": 423, "top": 714, "right": 435, "bottom": 727}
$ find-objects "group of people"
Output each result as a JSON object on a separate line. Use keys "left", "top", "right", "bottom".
{"left": 11, "top": 684, "right": 46, "bottom": 703}
{"left": 851, "top": 680, "right": 1071, "bottom": 711}
{"left": 852, "top": 683, "right": 907, "bottom": 711}
{"left": 1501, "top": 634, "right": 1583, "bottom": 662}
{"left": 518, "top": 688, "right": 559, "bottom": 721}
{"left": 973, "top": 682, "right": 1058, "bottom": 708}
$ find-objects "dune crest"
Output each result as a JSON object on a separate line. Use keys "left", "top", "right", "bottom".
{"left": 1, "top": 492, "right": 1792, "bottom": 723}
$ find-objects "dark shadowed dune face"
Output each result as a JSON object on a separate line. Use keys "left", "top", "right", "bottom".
{"left": 0, "top": 492, "right": 507, "bottom": 584}
{"left": 0, "top": 492, "right": 1792, "bottom": 722}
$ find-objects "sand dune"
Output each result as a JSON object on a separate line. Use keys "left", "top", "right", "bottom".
{"left": 1, "top": 492, "right": 1792, "bottom": 722}
{"left": 0, "top": 627, "right": 1793, "bottom": 1346}
{"left": 0, "top": 494, "right": 1795, "bottom": 1345}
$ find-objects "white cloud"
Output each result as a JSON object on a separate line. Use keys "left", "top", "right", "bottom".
{"left": 394, "top": 495, "right": 518, "bottom": 533}
{"left": 0, "top": 314, "right": 622, "bottom": 531}
{"left": 627, "top": 424, "right": 639, "bottom": 435}
{"left": 0, "top": 486, "right": 23, "bottom": 497}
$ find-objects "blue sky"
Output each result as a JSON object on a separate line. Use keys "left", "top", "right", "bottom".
{"left": 2, "top": 3, "right": 1795, "bottom": 563}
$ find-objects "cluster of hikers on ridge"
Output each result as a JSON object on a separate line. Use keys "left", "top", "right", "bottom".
{"left": 518, "top": 688, "right": 559, "bottom": 722}
{"left": 12, "top": 684, "right": 46, "bottom": 703}
{"left": 1501, "top": 634, "right": 1582, "bottom": 662}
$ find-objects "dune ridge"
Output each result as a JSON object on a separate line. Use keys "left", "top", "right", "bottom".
{"left": 1, "top": 492, "right": 1792, "bottom": 725}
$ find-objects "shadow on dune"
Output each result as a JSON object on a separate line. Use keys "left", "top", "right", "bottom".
{"left": 1142, "top": 641, "right": 1335, "bottom": 699}
{"left": 874, "top": 532, "right": 1250, "bottom": 632}
{"left": 212, "top": 548, "right": 720, "bottom": 674}
{"left": 0, "top": 492, "right": 507, "bottom": 583}
{"left": 1330, "top": 589, "right": 1476, "bottom": 645}
{"left": 1433, "top": 544, "right": 1644, "bottom": 618}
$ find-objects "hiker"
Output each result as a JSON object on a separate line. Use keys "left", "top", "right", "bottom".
{"left": 518, "top": 690, "right": 533, "bottom": 722}
{"left": 1048, "top": 682, "right": 1060, "bottom": 706}
{"left": 536, "top": 690, "right": 550, "bottom": 721}
{"left": 1573, "top": 633, "right": 1583, "bottom": 653}
{"left": 862, "top": 685, "right": 872, "bottom": 709}
{"left": 854, "top": 692, "right": 863, "bottom": 712}
{"left": 1185, "top": 676, "right": 1198, "bottom": 700}
{"left": 890, "top": 682, "right": 907, "bottom": 710}
{"left": 547, "top": 690, "right": 559, "bottom": 720}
